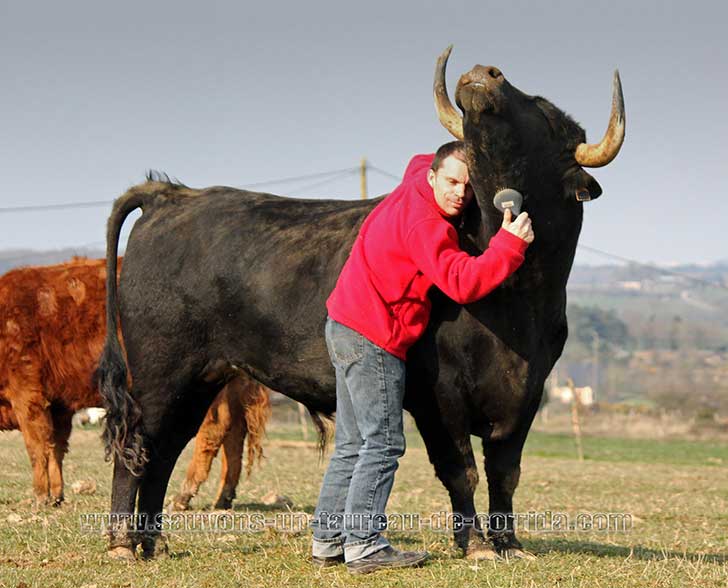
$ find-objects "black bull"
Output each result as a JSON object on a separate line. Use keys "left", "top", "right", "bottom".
{"left": 99, "top": 47, "right": 625, "bottom": 560}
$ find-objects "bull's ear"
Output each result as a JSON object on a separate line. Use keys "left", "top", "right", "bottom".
{"left": 566, "top": 168, "right": 603, "bottom": 202}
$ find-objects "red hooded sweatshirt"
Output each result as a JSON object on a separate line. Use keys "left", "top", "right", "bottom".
{"left": 326, "top": 153, "right": 528, "bottom": 360}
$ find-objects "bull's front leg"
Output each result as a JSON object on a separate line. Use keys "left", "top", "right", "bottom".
{"left": 412, "top": 408, "right": 498, "bottom": 560}
{"left": 482, "top": 432, "right": 534, "bottom": 559}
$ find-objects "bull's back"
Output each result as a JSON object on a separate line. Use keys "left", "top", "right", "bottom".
{"left": 119, "top": 187, "right": 376, "bottom": 395}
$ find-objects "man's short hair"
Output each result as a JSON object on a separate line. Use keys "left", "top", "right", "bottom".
{"left": 431, "top": 141, "right": 466, "bottom": 172}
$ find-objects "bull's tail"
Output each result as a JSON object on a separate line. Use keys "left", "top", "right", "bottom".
{"left": 309, "top": 409, "right": 334, "bottom": 461}
{"left": 98, "top": 185, "right": 155, "bottom": 476}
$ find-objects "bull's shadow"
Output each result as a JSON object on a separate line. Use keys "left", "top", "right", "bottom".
{"left": 229, "top": 502, "right": 316, "bottom": 514}
{"left": 523, "top": 538, "right": 727, "bottom": 564}
{"left": 167, "top": 543, "right": 268, "bottom": 560}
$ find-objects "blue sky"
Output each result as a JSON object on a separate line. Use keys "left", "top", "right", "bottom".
{"left": 1, "top": 0, "right": 726, "bottom": 265}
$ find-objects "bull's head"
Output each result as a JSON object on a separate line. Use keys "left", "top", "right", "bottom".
{"left": 433, "top": 46, "right": 625, "bottom": 249}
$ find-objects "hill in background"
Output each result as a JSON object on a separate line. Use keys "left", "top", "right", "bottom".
{"left": 0, "top": 248, "right": 105, "bottom": 275}
{"left": 3, "top": 249, "right": 726, "bottom": 415}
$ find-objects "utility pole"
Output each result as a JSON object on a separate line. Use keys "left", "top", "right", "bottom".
{"left": 567, "top": 377, "right": 584, "bottom": 462}
{"left": 360, "top": 157, "right": 368, "bottom": 200}
{"left": 591, "top": 330, "right": 600, "bottom": 402}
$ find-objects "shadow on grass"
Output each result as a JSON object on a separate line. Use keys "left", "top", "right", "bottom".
{"left": 168, "top": 543, "right": 267, "bottom": 560}
{"left": 526, "top": 537, "right": 727, "bottom": 564}
{"left": 229, "top": 502, "right": 316, "bottom": 514}
{"left": 169, "top": 550, "right": 192, "bottom": 560}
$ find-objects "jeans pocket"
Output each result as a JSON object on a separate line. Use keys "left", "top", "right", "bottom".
{"left": 326, "top": 319, "right": 364, "bottom": 367}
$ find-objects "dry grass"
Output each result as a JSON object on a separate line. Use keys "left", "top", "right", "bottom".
{"left": 535, "top": 406, "right": 728, "bottom": 442}
{"left": 0, "top": 419, "right": 726, "bottom": 587}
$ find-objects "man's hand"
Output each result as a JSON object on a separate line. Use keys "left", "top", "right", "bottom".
{"left": 502, "top": 208, "right": 535, "bottom": 243}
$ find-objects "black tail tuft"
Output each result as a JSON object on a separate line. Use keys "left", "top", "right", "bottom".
{"left": 308, "top": 410, "right": 334, "bottom": 463}
{"left": 98, "top": 341, "right": 148, "bottom": 477}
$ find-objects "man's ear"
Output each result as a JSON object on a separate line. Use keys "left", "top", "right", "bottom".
{"left": 427, "top": 169, "right": 435, "bottom": 189}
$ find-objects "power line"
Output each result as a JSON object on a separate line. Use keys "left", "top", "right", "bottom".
{"left": 368, "top": 165, "right": 401, "bottom": 182}
{"left": 239, "top": 167, "right": 358, "bottom": 189}
{"left": 0, "top": 200, "right": 113, "bottom": 213}
{"left": 0, "top": 167, "right": 363, "bottom": 214}
{"left": 288, "top": 169, "right": 359, "bottom": 196}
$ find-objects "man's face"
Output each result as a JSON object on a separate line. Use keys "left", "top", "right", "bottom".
{"left": 427, "top": 154, "right": 473, "bottom": 217}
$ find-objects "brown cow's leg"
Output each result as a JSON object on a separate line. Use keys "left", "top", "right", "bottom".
{"left": 8, "top": 361, "right": 62, "bottom": 506}
{"left": 241, "top": 384, "right": 270, "bottom": 478}
{"left": 170, "top": 388, "right": 231, "bottom": 511}
{"left": 214, "top": 416, "right": 246, "bottom": 510}
{"left": 212, "top": 378, "right": 272, "bottom": 509}
{"left": 15, "top": 406, "right": 53, "bottom": 505}
{"left": 48, "top": 408, "right": 74, "bottom": 506}
{"left": 9, "top": 371, "right": 55, "bottom": 505}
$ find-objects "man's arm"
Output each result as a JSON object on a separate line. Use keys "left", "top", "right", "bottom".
{"left": 405, "top": 218, "right": 529, "bottom": 304}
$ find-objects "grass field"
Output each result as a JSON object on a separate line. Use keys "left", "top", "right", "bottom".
{"left": 0, "top": 419, "right": 726, "bottom": 587}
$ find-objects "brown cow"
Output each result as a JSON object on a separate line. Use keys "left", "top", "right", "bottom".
{"left": 171, "top": 378, "right": 271, "bottom": 511}
{"left": 0, "top": 258, "right": 270, "bottom": 506}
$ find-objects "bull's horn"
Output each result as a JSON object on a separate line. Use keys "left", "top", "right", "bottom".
{"left": 575, "top": 70, "right": 626, "bottom": 168}
{"left": 434, "top": 45, "right": 464, "bottom": 140}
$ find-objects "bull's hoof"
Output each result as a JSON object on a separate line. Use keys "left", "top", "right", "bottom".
{"left": 140, "top": 534, "right": 169, "bottom": 560}
{"left": 465, "top": 544, "right": 500, "bottom": 561}
{"left": 51, "top": 495, "right": 64, "bottom": 508}
{"left": 213, "top": 497, "right": 234, "bottom": 510}
{"left": 107, "top": 546, "right": 136, "bottom": 561}
{"left": 499, "top": 548, "right": 536, "bottom": 561}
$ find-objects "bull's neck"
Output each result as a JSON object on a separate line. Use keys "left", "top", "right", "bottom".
{"left": 458, "top": 197, "right": 584, "bottom": 305}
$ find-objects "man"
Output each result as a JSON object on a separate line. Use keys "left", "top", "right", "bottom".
{"left": 311, "top": 141, "right": 534, "bottom": 574}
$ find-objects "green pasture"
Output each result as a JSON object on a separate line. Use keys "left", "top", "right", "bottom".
{"left": 0, "top": 422, "right": 726, "bottom": 587}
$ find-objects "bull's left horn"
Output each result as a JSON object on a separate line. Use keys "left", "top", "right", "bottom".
{"left": 575, "top": 70, "right": 626, "bottom": 168}
{"left": 434, "top": 45, "right": 464, "bottom": 140}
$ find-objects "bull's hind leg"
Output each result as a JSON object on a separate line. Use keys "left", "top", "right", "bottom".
{"left": 412, "top": 407, "right": 497, "bottom": 560}
{"left": 107, "top": 456, "right": 143, "bottom": 560}
{"left": 136, "top": 380, "right": 222, "bottom": 559}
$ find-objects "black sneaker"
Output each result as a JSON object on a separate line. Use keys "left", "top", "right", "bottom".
{"left": 311, "top": 553, "right": 345, "bottom": 568}
{"left": 346, "top": 546, "right": 429, "bottom": 575}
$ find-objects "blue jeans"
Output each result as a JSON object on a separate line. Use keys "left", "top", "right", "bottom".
{"left": 311, "top": 317, "right": 406, "bottom": 562}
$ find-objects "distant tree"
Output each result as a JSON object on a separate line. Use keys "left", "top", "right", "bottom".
{"left": 640, "top": 314, "right": 657, "bottom": 349}
{"left": 669, "top": 315, "right": 683, "bottom": 350}
{"left": 567, "top": 305, "right": 633, "bottom": 353}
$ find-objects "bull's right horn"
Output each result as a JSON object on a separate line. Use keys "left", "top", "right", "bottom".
{"left": 434, "top": 45, "right": 464, "bottom": 140}
{"left": 575, "top": 70, "right": 626, "bottom": 168}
